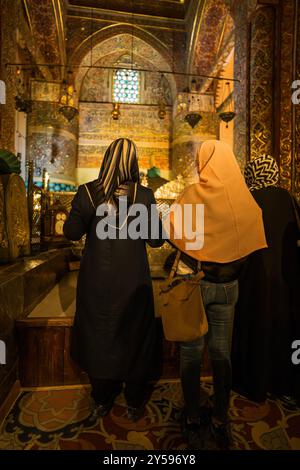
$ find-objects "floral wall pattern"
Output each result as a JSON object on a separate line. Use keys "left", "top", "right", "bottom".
{"left": 279, "top": 0, "right": 294, "bottom": 193}
{"left": 249, "top": 6, "right": 275, "bottom": 161}
{"left": 0, "top": 0, "right": 18, "bottom": 153}
{"left": 295, "top": 1, "right": 300, "bottom": 201}
{"left": 76, "top": 33, "right": 174, "bottom": 183}
{"left": 27, "top": 102, "right": 78, "bottom": 184}
{"left": 78, "top": 103, "right": 171, "bottom": 183}
{"left": 172, "top": 111, "right": 219, "bottom": 179}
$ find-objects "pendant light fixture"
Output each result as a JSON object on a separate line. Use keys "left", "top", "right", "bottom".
{"left": 185, "top": 86, "right": 202, "bottom": 128}
{"left": 59, "top": 71, "right": 78, "bottom": 122}
{"left": 218, "top": 81, "right": 235, "bottom": 128}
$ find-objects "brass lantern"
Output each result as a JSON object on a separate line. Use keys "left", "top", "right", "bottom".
{"left": 111, "top": 102, "right": 120, "bottom": 120}
{"left": 158, "top": 102, "right": 166, "bottom": 120}
{"left": 59, "top": 76, "right": 78, "bottom": 122}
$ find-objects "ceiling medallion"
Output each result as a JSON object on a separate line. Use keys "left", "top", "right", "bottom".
{"left": 184, "top": 113, "right": 202, "bottom": 128}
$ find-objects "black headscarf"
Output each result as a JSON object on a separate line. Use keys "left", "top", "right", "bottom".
{"left": 93, "top": 138, "right": 140, "bottom": 206}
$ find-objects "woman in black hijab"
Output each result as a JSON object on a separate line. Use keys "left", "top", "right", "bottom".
{"left": 232, "top": 155, "right": 300, "bottom": 406}
{"left": 64, "top": 138, "right": 164, "bottom": 421}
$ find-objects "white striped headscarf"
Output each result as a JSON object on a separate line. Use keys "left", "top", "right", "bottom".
{"left": 98, "top": 138, "right": 140, "bottom": 202}
{"left": 244, "top": 155, "right": 279, "bottom": 191}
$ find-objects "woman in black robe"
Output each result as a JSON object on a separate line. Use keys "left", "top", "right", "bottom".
{"left": 63, "top": 138, "right": 164, "bottom": 420}
{"left": 232, "top": 155, "right": 300, "bottom": 405}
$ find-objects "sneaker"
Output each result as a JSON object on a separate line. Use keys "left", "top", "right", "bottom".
{"left": 127, "top": 405, "right": 145, "bottom": 422}
{"left": 181, "top": 411, "right": 204, "bottom": 450}
{"left": 210, "top": 420, "right": 233, "bottom": 450}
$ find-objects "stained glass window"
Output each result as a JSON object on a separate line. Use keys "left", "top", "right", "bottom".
{"left": 113, "top": 69, "right": 140, "bottom": 104}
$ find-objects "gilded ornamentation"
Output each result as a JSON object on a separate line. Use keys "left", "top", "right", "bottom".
{"left": 0, "top": 180, "right": 8, "bottom": 251}
{"left": 294, "top": 2, "right": 300, "bottom": 202}
{"left": 0, "top": 0, "right": 18, "bottom": 153}
{"left": 191, "top": 0, "right": 228, "bottom": 77}
{"left": 27, "top": 102, "right": 78, "bottom": 183}
{"left": 232, "top": 0, "right": 248, "bottom": 168}
{"left": 279, "top": 0, "right": 294, "bottom": 193}
{"left": 74, "top": 33, "right": 176, "bottom": 102}
{"left": 3, "top": 175, "right": 30, "bottom": 260}
{"left": 26, "top": 0, "right": 66, "bottom": 79}
{"left": 78, "top": 103, "right": 171, "bottom": 173}
{"left": 249, "top": 7, "right": 275, "bottom": 161}
{"left": 172, "top": 112, "right": 219, "bottom": 179}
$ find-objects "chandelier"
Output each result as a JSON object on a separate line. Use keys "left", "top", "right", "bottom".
{"left": 59, "top": 74, "right": 78, "bottom": 122}
{"left": 218, "top": 81, "right": 236, "bottom": 128}
{"left": 185, "top": 90, "right": 202, "bottom": 128}
{"left": 184, "top": 113, "right": 202, "bottom": 128}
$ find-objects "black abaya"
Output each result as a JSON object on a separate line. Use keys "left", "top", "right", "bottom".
{"left": 232, "top": 186, "right": 300, "bottom": 402}
{"left": 64, "top": 183, "right": 164, "bottom": 382}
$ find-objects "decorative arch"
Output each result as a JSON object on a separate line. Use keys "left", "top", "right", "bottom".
{"left": 74, "top": 31, "right": 177, "bottom": 103}
{"left": 75, "top": 29, "right": 174, "bottom": 182}
{"left": 70, "top": 23, "right": 173, "bottom": 70}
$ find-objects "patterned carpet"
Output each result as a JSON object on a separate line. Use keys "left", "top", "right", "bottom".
{"left": 0, "top": 381, "right": 300, "bottom": 450}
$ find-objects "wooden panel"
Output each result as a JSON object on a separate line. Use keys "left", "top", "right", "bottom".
{"left": 63, "top": 327, "right": 89, "bottom": 385}
{"left": 17, "top": 317, "right": 73, "bottom": 327}
{"left": 17, "top": 318, "right": 212, "bottom": 387}
{"left": 17, "top": 326, "right": 65, "bottom": 387}
{"left": 37, "top": 328, "right": 65, "bottom": 386}
{"left": 18, "top": 326, "right": 39, "bottom": 387}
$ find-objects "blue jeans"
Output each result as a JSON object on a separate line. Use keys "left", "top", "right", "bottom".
{"left": 180, "top": 279, "right": 239, "bottom": 423}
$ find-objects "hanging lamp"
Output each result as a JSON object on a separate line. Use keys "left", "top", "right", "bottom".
{"left": 218, "top": 81, "right": 235, "bottom": 128}
{"left": 59, "top": 72, "right": 78, "bottom": 122}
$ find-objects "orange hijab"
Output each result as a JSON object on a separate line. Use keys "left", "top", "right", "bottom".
{"left": 165, "top": 140, "right": 267, "bottom": 263}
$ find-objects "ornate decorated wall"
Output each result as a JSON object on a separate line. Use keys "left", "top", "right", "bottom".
{"left": 249, "top": 6, "right": 275, "bottom": 161}
{"left": 75, "top": 33, "right": 175, "bottom": 183}
{"left": 172, "top": 110, "right": 219, "bottom": 180}
{"left": 1, "top": 0, "right": 299, "bottom": 199}
{"left": 0, "top": 0, "right": 18, "bottom": 153}
{"left": 186, "top": 0, "right": 238, "bottom": 163}
{"left": 246, "top": 0, "right": 299, "bottom": 201}
{"left": 279, "top": 0, "right": 300, "bottom": 199}
{"left": 78, "top": 103, "right": 171, "bottom": 182}
{"left": 27, "top": 88, "right": 78, "bottom": 189}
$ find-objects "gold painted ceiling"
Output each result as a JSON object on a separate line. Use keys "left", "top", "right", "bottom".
{"left": 69, "top": 0, "right": 190, "bottom": 20}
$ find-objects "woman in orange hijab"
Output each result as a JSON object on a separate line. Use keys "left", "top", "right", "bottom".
{"left": 165, "top": 140, "right": 267, "bottom": 449}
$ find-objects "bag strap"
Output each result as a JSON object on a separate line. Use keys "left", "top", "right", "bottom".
{"left": 168, "top": 250, "right": 181, "bottom": 281}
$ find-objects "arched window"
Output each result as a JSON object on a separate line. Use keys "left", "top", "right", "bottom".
{"left": 113, "top": 69, "right": 140, "bottom": 104}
